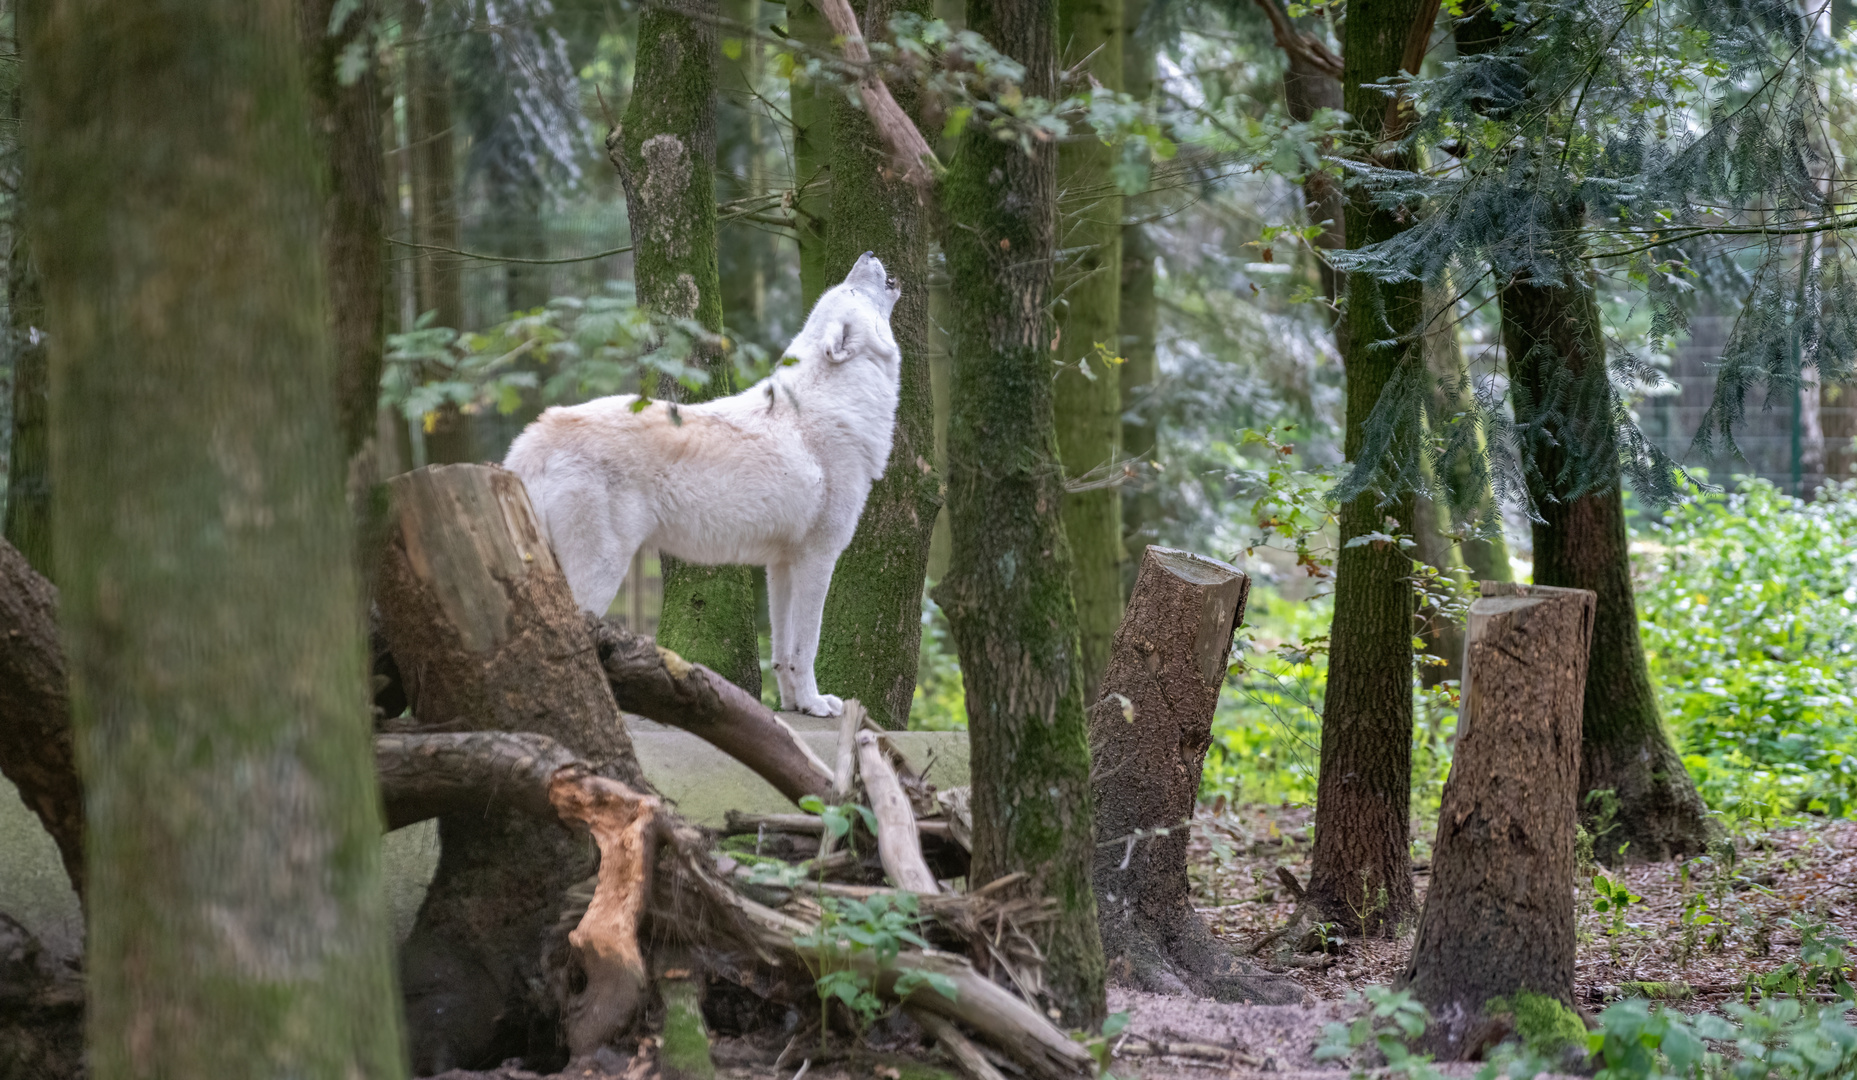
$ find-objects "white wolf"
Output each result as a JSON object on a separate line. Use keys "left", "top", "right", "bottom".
{"left": 505, "top": 252, "right": 902, "bottom": 717}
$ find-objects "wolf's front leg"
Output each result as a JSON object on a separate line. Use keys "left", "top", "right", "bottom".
{"left": 784, "top": 552, "right": 843, "bottom": 717}
{"left": 766, "top": 561, "right": 799, "bottom": 710}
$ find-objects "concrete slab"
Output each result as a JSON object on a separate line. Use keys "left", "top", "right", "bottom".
{"left": 0, "top": 716, "right": 969, "bottom": 954}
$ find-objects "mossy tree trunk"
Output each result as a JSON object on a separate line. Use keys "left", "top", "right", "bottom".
{"left": 789, "top": 0, "right": 834, "bottom": 307}
{"left": 1303, "top": 0, "right": 1435, "bottom": 936}
{"left": 403, "top": 0, "right": 472, "bottom": 465}
{"left": 1502, "top": 271, "right": 1715, "bottom": 863}
{"left": 719, "top": 0, "right": 775, "bottom": 348}
{"left": 813, "top": 0, "right": 941, "bottom": 730}
{"left": 614, "top": 0, "right": 762, "bottom": 695}
{"left": 1116, "top": 1, "right": 1157, "bottom": 574}
{"left": 1053, "top": 0, "right": 1125, "bottom": 705}
{"left": 4, "top": 234, "right": 49, "bottom": 579}
{"left": 22, "top": 0, "right": 407, "bottom": 1074}
{"left": 932, "top": 0, "right": 1107, "bottom": 1027}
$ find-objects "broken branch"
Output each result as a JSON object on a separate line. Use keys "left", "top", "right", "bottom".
{"left": 857, "top": 730, "right": 939, "bottom": 894}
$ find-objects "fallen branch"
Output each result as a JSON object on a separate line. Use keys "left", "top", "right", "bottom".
{"left": 375, "top": 731, "right": 578, "bottom": 830}
{"left": 819, "top": 701, "right": 865, "bottom": 860}
{"left": 816, "top": 0, "right": 940, "bottom": 194}
{"left": 594, "top": 618, "right": 834, "bottom": 804}
{"left": 857, "top": 730, "right": 939, "bottom": 894}
{"left": 911, "top": 1007, "right": 1008, "bottom": 1080}
{"left": 724, "top": 810, "right": 953, "bottom": 842}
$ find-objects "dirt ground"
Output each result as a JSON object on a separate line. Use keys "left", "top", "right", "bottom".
{"left": 431, "top": 807, "right": 1856, "bottom": 1080}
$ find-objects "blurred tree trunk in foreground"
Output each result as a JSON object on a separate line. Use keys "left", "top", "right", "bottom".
{"left": 22, "top": 0, "right": 407, "bottom": 1075}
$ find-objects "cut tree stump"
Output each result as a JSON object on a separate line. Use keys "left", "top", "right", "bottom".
{"left": 1089, "top": 546, "right": 1300, "bottom": 1004}
{"left": 1401, "top": 581, "right": 1596, "bottom": 1059}
{"left": 374, "top": 463, "right": 657, "bottom": 1073}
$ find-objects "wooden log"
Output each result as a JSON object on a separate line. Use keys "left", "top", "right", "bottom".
{"left": 857, "top": 729, "right": 939, "bottom": 893}
{"left": 722, "top": 810, "right": 952, "bottom": 840}
{"left": 593, "top": 619, "right": 834, "bottom": 804}
{"left": 375, "top": 731, "right": 577, "bottom": 831}
{"left": 374, "top": 463, "right": 655, "bottom": 1070}
{"left": 548, "top": 767, "right": 661, "bottom": 1058}
{"left": 0, "top": 538, "right": 82, "bottom": 898}
{"left": 1088, "top": 546, "right": 1299, "bottom": 1004}
{"left": 911, "top": 1007, "right": 1008, "bottom": 1080}
{"left": 1401, "top": 581, "right": 1596, "bottom": 1060}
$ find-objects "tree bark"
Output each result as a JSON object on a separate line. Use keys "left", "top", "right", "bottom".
{"left": 4, "top": 230, "right": 50, "bottom": 579}
{"left": 373, "top": 463, "right": 652, "bottom": 1072}
{"left": 789, "top": 0, "right": 835, "bottom": 308}
{"left": 1053, "top": 0, "right": 1126, "bottom": 705}
{"left": 22, "top": 0, "right": 408, "bottom": 1072}
{"left": 813, "top": 0, "right": 941, "bottom": 730}
{"left": 1304, "top": 0, "right": 1436, "bottom": 936}
{"left": 1091, "top": 546, "right": 1300, "bottom": 1003}
{"left": 611, "top": 0, "right": 762, "bottom": 696}
{"left": 1402, "top": 583, "right": 1595, "bottom": 1058}
{"left": 1116, "top": 1, "right": 1157, "bottom": 563}
{"left": 402, "top": 0, "right": 473, "bottom": 466}
{"left": 301, "top": 0, "right": 389, "bottom": 468}
{"left": 0, "top": 537, "right": 80, "bottom": 898}
{"left": 1502, "top": 273, "right": 1716, "bottom": 863}
{"left": 932, "top": 0, "right": 1107, "bottom": 1026}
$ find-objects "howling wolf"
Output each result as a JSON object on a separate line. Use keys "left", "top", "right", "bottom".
{"left": 505, "top": 253, "right": 902, "bottom": 717}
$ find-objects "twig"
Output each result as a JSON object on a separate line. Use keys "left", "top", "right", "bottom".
{"left": 857, "top": 729, "right": 940, "bottom": 893}
{"left": 816, "top": 0, "right": 941, "bottom": 193}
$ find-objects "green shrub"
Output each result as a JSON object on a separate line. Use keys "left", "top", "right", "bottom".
{"left": 1636, "top": 479, "right": 1857, "bottom": 821}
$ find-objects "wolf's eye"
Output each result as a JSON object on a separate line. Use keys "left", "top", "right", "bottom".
{"left": 886, "top": 275, "right": 899, "bottom": 291}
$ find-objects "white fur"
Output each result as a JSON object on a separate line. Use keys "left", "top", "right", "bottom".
{"left": 505, "top": 252, "right": 903, "bottom": 716}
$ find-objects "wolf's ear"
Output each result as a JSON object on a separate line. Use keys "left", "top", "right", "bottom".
{"left": 822, "top": 319, "right": 853, "bottom": 363}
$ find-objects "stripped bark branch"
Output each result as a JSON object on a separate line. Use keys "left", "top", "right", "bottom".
{"left": 816, "top": 0, "right": 940, "bottom": 194}
{"left": 857, "top": 729, "right": 939, "bottom": 893}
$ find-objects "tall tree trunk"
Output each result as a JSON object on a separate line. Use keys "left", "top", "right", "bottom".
{"left": 1304, "top": 0, "right": 1436, "bottom": 936}
{"left": 789, "top": 0, "right": 834, "bottom": 308}
{"left": 22, "top": 0, "right": 407, "bottom": 1073}
{"left": 613, "top": 0, "right": 763, "bottom": 695}
{"left": 1502, "top": 271, "right": 1715, "bottom": 863}
{"left": 302, "top": 0, "right": 390, "bottom": 469}
{"left": 3, "top": 237, "right": 49, "bottom": 579}
{"left": 1826, "top": 378, "right": 1857, "bottom": 481}
{"left": 813, "top": 0, "right": 941, "bottom": 730}
{"left": 1117, "top": 2, "right": 1158, "bottom": 567}
{"left": 720, "top": 0, "right": 775, "bottom": 349}
{"left": 1426, "top": 281, "right": 1510, "bottom": 585}
{"left": 404, "top": 0, "right": 472, "bottom": 465}
{"left": 933, "top": 0, "right": 1107, "bottom": 1027}
{"left": 1053, "top": 0, "right": 1125, "bottom": 705}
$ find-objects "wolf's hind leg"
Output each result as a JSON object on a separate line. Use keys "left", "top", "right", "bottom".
{"left": 767, "top": 562, "right": 798, "bottom": 710}
{"left": 543, "top": 503, "right": 642, "bottom": 618}
{"left": 784, "top": 551, "right": 843, "bottom": 717}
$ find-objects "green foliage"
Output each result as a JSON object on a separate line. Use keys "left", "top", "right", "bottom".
{"left": 909, "top": 594, "right": 967, "bottom": 732}
{"left": 793, "top": 892, "right": 956, "bottom": 1034}
{"left": 1636, "top": 479, "right": 1857, "bottom": 821}
{"left": 378, "top": 283, "right": 776, "bottom": 433}
{"left": 1314, "top": 986, "right": 1437, "bottom": 1077}
{"left": 1589, "top": 997, "right": 1857, "bottom": 1080}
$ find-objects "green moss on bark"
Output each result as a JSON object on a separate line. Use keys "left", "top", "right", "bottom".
{"left": 617, "top": 0, "right": 762, "bottom": 694}
{"left": 813, "top": 0, "right": 941, "bottom": 729}
{"left": 931, "top": 0, "right": 1106, "bottom": 1026}
{"left": 658, "top": 977, "right": 716, "bottom": 1080}
{"left": 1053, "top": 0, "right": 1125, "bottom": 703}
{"left": 22, "top": 1, "right": 407, "bottom": 1075}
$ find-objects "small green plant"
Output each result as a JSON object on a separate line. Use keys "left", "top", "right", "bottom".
{"left": 1592, "top": 872, "right": 1645, "bottom": 958}
{"left": 1587, "top": 996, "right": 1857, "bottom": 1079}
{"left": 793, "top": 893, "right": 956, "bottom": 1039}
{"left": 798, "top": 794, "right": 878, "bottom": 847}
{"left": 1314, "top": 986, "right": 1438, "bottom": 1077}
{"left": 1074, "top": 1011, "right": 1131, "bottom": 1074}
{"left": 1746, "top": 918, "right": 1856, "bottom": 1002}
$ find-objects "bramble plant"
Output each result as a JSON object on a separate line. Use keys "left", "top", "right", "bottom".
{"left": 793, "top": 891, "right": 957, "bottom": 1039}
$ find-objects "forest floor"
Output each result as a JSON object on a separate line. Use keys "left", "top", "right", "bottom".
{"left": 430, "top": 807, "right": 1855, "bottom": 1080}
{"left": 1185, "top": 803, "right": 1857, "bottom": 1011}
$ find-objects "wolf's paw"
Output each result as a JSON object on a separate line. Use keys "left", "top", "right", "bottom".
{"left": 797, "top": 694, "right": 844, "bottom": 717}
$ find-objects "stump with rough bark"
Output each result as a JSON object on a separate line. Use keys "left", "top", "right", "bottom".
{"left": 1089, "top": 546, "right": 1300, "bottom": 1003}
{"left": 1402, "top": 581, "right": 1596, "bottom": 1058}
{"left": 374, "top": 463, "right": 657, "bottom": 1072}
{"left": 0, "top": 538, "right": 81, "bottom": 898}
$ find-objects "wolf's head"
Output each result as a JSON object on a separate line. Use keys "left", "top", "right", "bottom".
{"left": 843, "top": 251, "right": 902, "bottom": 318}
